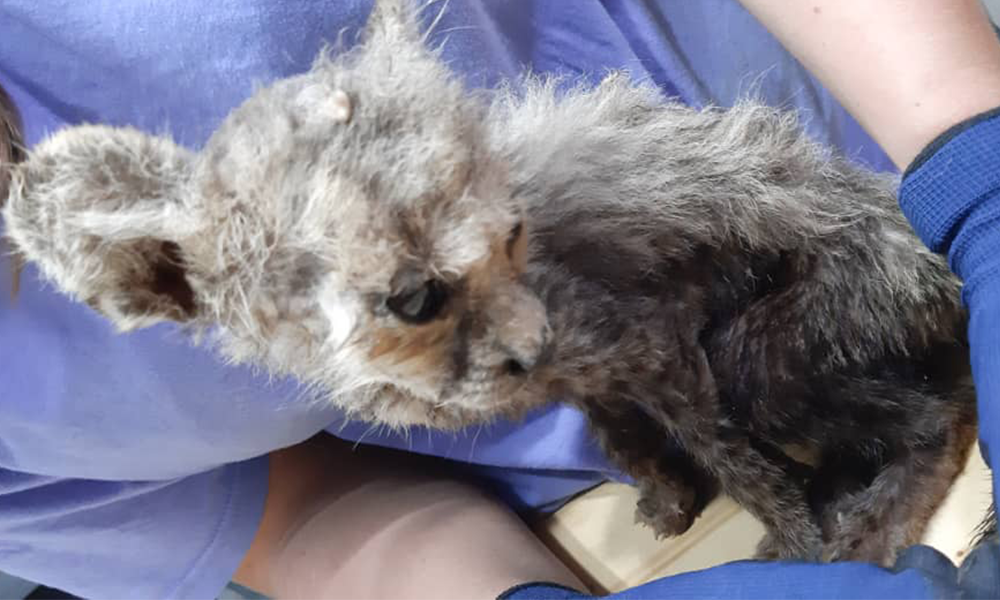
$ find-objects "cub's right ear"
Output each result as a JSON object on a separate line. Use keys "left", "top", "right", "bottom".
{"left": 2, "top": 124, "right": 205, "bottom": 331}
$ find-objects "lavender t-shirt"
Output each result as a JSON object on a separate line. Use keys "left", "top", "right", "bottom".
{"left": 0, "top": 1, "right": 893, "bottom": 597}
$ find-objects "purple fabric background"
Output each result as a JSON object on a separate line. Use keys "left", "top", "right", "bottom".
{"left": 0, "top": 1, "right": 894, "bottom": 597}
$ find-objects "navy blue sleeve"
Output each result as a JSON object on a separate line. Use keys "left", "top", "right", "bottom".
{"left": 499, "top": 534, "right": 1000, "bottom": 599}
{"left": 498, "top": 549, "right": 961, "bottom": 599}
{"left": 900, "top": 108, "right": 1000, "bottom": 483}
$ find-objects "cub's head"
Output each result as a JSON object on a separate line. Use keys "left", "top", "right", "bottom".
{"left": 2, "top": 0, "right": 550, "bottom": 429}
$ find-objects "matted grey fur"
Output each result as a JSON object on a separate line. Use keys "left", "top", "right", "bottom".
{"left": 2, "top": 0, "right": 983, "bottom": 565}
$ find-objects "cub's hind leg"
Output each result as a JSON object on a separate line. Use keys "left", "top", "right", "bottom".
{"left": 818, "top": 392, "right": 977, "bottom": 566}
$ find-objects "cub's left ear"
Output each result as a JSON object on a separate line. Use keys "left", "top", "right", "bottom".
{"left": 3, "top": 124, "right": 206, "bottom": 331}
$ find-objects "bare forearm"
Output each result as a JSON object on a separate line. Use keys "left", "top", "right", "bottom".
{"left": 738, "top": 0, "right": 1000, "bottom": 169}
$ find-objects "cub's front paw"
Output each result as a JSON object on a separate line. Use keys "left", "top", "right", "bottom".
{"left": 633, "top": 480, "right": 700, "bottom": 539}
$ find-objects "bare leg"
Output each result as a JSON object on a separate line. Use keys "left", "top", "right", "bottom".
{"left": 234, "top": 434, "right": 584, "bottom": 600}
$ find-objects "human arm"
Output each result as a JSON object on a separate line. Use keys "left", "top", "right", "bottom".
{"left": 734, "top": 0, "right": 1000, "bottom": 170}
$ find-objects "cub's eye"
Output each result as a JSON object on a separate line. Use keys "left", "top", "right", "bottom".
{"left": 386, "top": 279, "right": 449, "bottom": 324}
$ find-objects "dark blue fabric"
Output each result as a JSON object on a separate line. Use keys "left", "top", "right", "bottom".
{"left": 895, "top": 113, "right": 1000, "bottom": 598}
{"left": 500, "top": 558, "right": 947, "bottom": 599}
{"left": 899, "top": 111, "right": 1000, "bottom": 487}
{"left": 502, "top": 538, "right": 1000, "bottom": 599}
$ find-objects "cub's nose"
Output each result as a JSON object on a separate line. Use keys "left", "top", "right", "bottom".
{"left": 500, "top": 324, "right": 550, "bottom": 375}
{"left": 494, "top": 285, "right": 550, "bottom": 376}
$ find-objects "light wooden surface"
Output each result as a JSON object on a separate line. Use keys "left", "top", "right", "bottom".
{"left": 536, "top": 444, "right": 993, "bottom": 594}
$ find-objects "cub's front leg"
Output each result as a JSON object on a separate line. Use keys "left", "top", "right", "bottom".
{"left": 660, "top": 339, "right": 825, "bottom": 561}
{"left": 582, "top": 403, "right": 718, "bottom": 539}
{"left": 607, "top": 324, "right": 824, "bottom": 561}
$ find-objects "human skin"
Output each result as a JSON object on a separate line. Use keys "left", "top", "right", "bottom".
{"left": 232, "top": 435, "right": 584, "bottom": 599}
{"left": 736, "top": 0, "right": 1000, "bottom": 169}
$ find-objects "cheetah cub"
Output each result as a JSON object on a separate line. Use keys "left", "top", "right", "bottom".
{"left": 3, "top": 0, "right": 979, "bottom": 565}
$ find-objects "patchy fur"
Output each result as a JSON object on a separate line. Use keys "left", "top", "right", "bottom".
{"left": 2, "top": 0, "right": 985, "bottom": 565}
